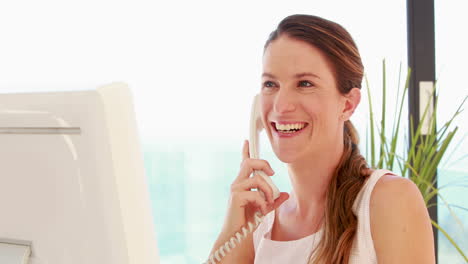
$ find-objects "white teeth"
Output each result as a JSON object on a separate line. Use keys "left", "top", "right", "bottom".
{"left": 275, "top": 122, "right": 306, "bottom": 132}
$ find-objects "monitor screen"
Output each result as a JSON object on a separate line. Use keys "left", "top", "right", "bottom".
{"left": 0, "top": 83, "right": 160, "bottom": 264}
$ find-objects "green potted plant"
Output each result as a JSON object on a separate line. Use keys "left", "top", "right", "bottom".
{"left": 365, "top": 60, "right": 467, "bottom": 262}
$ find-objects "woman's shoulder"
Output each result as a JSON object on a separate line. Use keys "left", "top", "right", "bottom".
{"left": 370, "top": 170, "right": 421, "bottom": 207}
{"left": 353, "top": 169, "right": 401, "bottom": 211}
{"left": 369, "top": 169, "right": 427, "bottom": 227}
{"left": 369, "top": 170, "right": 435, "bottom": 262}
{"left": 363, "top": 169, "right": 421, "bottom": 217}
{"left": 352, "top": 169, "right": 417, "bottom": 221}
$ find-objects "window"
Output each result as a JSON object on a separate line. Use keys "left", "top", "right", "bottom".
{"left": 435, "top": 1, "right": 468, "bottom": 262}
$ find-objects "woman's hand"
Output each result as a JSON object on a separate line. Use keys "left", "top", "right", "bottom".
{"left": 218, "top": 140, "right": 289, "bottom": 239}
{"left": 208, "top": 140, "right": 289, "bottom": 263}
{"left": 221, "top": 140, "right": 289, "bottom": 236}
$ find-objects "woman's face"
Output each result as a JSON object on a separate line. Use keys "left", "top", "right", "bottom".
{"left": 261, "top": 35, "right": 349, "bottom": 163}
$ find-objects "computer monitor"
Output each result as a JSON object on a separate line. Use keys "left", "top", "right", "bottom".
{"left": 0, "top": 83, "right": 160, "bottom": 264}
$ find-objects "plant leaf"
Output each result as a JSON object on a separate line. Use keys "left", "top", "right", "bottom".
{"left": 431, "top": 220, "right": 468, "bottom": 262}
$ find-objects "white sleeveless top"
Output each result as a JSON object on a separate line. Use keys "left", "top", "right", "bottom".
{"left": 253, "top": 169, "right": 394, "bottom": 264}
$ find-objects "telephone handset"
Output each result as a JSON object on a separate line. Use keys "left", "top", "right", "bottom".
{"left": 249, "top": 94, "right": 281, "bottom": 200}
{"left": 204, "top": 94, "right": 281, "bottom": 264}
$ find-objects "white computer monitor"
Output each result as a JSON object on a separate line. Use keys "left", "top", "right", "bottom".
{"left": 0, "top": 83, "right": 160, "bottom": 264}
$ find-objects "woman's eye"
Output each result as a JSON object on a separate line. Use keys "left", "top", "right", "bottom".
{"left": 263, "top": 81, "right": 276, "bottom": 88}
{"left": 298, "top": 80, "right": 313, "bottom": 87}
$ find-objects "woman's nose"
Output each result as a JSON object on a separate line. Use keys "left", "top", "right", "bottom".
{"left": 273, "top": 89, "right": 296, "bottom": 113}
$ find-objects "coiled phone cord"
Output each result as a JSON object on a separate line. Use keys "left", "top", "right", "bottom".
{"left": 203, "top": 211, "right": 265, "bottom": 264}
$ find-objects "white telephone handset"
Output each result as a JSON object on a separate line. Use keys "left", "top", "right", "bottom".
{"left": 204, "top": 94, "right": 280, "bottom": 264}
{"left": 249, "top": 94, "right": 281, "bottom": 200}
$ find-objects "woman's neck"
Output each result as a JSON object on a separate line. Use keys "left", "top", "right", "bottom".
{"left": 285, "top": 140, "right": 344, "bottom": 222}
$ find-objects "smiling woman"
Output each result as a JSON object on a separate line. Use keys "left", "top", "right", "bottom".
{"left": 260, "top": 35, "right": 361, "bottom": 164}
{"left": 206, "top": 14, "right": 435, "bottom": 264}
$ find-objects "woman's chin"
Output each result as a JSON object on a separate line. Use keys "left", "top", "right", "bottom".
{"left": 277, "top": 156, "right": 295, "bottom": 164}
{"left": 274, "top": 150, "right": 302, "bottom": 164}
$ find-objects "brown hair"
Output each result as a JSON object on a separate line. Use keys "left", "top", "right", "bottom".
{"left": 264, "top": 14, "right": 370, "bottom": 264}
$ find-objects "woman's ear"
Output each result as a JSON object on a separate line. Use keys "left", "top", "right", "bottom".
{"left": 341, "top": 88, "right": 361, "bottom": 120}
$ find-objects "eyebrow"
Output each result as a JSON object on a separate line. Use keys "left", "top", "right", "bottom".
{"left": 262, "top": 72, "right": 321, "bottom": 80}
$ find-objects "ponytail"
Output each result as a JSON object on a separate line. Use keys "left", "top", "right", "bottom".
{"left": 309, "top": 121, "right": 369, "bottom": 264}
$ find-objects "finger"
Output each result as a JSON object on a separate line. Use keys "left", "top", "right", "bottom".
{"left": 261, "top": 192, "right": 290, "bottom": 216}
{"left": 271, "top": 192, "right": 290, "bottom": 211}
{"left": 231, "top": 175, "right": 274, "bottom": 204}
{"left": 232, "top": 191, "right": 269, "bottom": 215}
{"left": 241, "top": 140, "right": 250, "bottom": 162}
{"left": 236, "top": 158, "right": 275, "bottom": 182}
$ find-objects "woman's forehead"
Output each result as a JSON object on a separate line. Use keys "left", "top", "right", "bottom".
{"left": 262, "top": 36, "right": 335, "bottom": 82}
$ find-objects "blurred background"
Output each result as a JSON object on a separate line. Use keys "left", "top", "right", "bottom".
{"left": 0, "top": 0, "right": 466, "bottom": 263}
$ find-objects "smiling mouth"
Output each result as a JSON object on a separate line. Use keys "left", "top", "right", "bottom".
{"left": 271, "top": 122, "right": 309, "bottom": 134}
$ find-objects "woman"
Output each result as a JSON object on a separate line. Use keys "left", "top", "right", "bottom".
{"left": 208, "top": 14, "right": 435, "bottom": 263}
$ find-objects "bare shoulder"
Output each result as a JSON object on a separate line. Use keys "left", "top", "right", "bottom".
{"left": 370, "top": 174, "right": 423, "bottom": 212}
{"left": 369, "top": 173, "right": 435, "bottom": 263}
{"left": 372, "top": 173, "right": 416, "bottom": 196}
